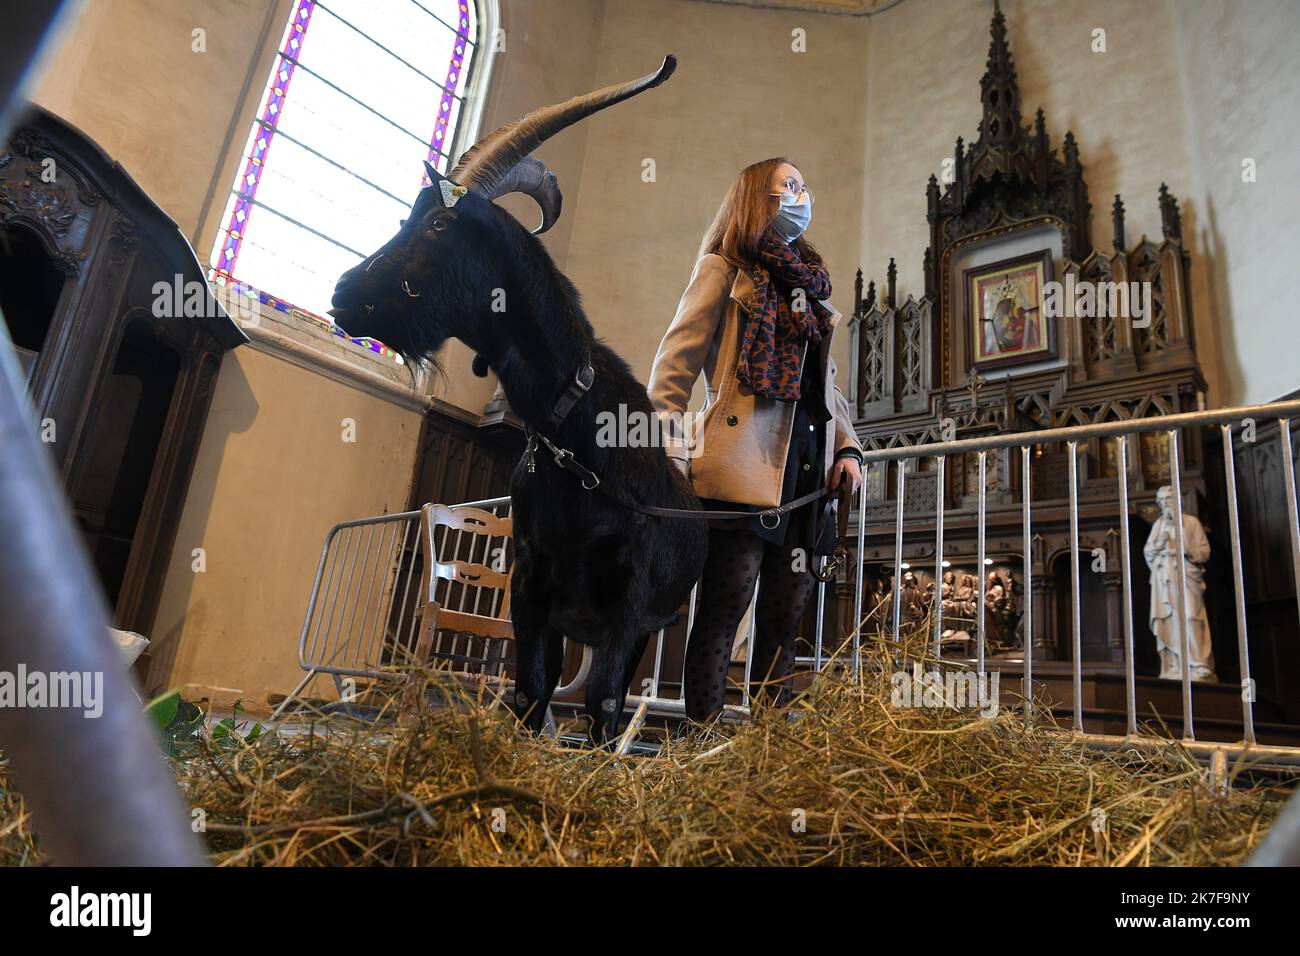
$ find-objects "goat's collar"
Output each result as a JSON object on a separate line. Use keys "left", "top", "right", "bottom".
{"left": 542, "top": 362, "right": 595, "bottom": 433}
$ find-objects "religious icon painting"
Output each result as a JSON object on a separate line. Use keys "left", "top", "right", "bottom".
{"left": 963, "top": 250, "right": 1057, "bottom": 371}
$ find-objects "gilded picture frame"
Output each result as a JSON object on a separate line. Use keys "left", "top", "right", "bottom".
{"left": 963, "top": 250, "right": 1056, "bottom": 371}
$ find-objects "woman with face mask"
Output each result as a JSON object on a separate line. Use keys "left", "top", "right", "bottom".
{"left": 648, "top": 157, "right": 863, "bottom": 723}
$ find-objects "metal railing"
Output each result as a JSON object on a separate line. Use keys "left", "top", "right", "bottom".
{"left": 281, "top": 399, "right": 1300, "bottom": 767}
{"left": 281, "top": 492, "right": 750, "bottom": 742}
{"left": 280, "top": 496, "right": 515, "bottom": 711}
{"left": 854, "top": 397, "right": 1300, "bottom": 767}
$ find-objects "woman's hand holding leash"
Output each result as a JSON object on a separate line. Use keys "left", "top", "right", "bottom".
{"left": 829, "top": 454, "right": 862, "bottom": 495}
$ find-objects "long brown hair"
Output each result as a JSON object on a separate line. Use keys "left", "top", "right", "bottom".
{"left": 698, "top": 157, "right": 822, "bottom": 268}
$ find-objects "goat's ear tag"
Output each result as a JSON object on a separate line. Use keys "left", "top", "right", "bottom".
{"left": 438, "top": 180, "right": 468, "bottom": 208}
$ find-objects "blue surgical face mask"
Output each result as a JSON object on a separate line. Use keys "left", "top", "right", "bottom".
{"left": 771, "top": 189, "right": 813, "bottom": 243}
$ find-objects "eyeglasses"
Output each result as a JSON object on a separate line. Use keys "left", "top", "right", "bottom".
{"left": 771, "top": 177, "right": 813, "bottom": 204}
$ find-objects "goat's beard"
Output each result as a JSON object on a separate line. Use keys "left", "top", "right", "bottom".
{"left": 400, "top": 351, "right": 444, "bottom": 394}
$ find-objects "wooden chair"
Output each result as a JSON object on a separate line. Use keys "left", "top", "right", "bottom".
{"left": 407, "top": 503, "right": 562, "bottom": 736}
{"left": 411, "top": 503, "right": 514, "bottom": 675}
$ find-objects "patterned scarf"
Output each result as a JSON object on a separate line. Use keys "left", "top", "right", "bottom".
{"left": 736, "top": 229, "right": 833, "bottom": 401}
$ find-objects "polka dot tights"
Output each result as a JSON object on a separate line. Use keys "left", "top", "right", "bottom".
{"left": 683, "top": 527, "right": 817, "bottom": 723}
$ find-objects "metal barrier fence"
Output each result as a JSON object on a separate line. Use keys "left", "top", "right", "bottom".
{"left": 281, "top": 399, "right": 1300, "bottom": 766}
{"left": 282, "top": 497, "right": 513, "bottom": 710}
{"left": 855, "top": 397, "right": 1300, "bottom": 768}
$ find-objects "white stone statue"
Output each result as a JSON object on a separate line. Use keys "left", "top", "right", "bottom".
{"left": 1143, "top": 485, "right": 1216, "bottom": 682}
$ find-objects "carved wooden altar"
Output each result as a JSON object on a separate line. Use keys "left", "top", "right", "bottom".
{"left": 839, "top": 3, "right": 1207, "bottom": 670}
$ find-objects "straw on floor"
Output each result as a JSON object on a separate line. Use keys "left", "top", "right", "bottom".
{"left": 2, "top": 636, "right": 1288, "bottom": 866}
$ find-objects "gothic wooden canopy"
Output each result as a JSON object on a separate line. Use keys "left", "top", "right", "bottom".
{"left": 922, "top": 0, "right": 1092, "bottom": 385}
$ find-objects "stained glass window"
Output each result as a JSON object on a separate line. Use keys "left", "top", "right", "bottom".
{"left": 208, "top": 0, "right": 485, "bottom": 359}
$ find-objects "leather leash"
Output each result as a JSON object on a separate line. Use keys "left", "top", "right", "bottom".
{"left": 521, "top": 363, "right": 854, "bottom": 579}
{"left": 526, "top": 427, "right": 829, "bottom": 520}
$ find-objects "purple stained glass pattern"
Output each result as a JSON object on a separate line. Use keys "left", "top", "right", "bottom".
{"left": 216, "top": 0, "right": 316, "bottom": 281}
{"left": 210, "top": 273, "right": 406, "bottom": 364}
{"left": 210, "top": 0, "right": 483, "bottom": 361}
{"left": 423, "top": 1, "right": 473, "bottom": 185}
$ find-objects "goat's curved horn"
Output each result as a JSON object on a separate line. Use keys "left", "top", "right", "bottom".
{"left": 483, "top": 156, "right": 562, "bottom": 234}
{"left": 451, "top": 54, "right": 676, "bottom": 205}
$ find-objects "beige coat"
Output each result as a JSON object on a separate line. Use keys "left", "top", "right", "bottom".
{"left": 648, "top": 253, "right": 862, "bottom": 508}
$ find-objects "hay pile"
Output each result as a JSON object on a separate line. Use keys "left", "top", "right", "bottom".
{"left": 3, "top": 643, "right": 1288, "bottom": 866}
{"left": 0, "top": 756, "right": 37, "bottom": 866}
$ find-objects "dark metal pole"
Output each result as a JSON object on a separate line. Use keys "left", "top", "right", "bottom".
{"left": 0, "top": 0, "right": 204, "bottom": 866}
{"left": 0, "top": 321, "right": 205, "bottom": 865}
{"left": 1249, "top": 788, "right": 1300, "bottom": 866}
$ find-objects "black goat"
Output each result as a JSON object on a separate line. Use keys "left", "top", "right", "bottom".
{"left": 330, "top": 57, "right": 706, "bottom": 744}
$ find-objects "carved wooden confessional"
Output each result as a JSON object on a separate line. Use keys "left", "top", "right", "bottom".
{"left": 0, "top": 105, "right": 246, "bottom": 637}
